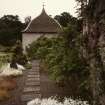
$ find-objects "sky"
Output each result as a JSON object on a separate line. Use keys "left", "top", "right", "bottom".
{"left": 0, "top": 0, "right": 77, "bottom": 22}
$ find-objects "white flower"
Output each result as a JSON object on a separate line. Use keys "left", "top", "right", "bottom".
{"left": 27, "top": 98, "right": 41, "bottom": 105}
{"left": 0, "top": 63, "right": 23, "bottom": 76}
{"left": 16, "top": 63, "right": 25, "bottom": 70}
{"left": 27, "top": 97, "right": 89, "bottom": 105}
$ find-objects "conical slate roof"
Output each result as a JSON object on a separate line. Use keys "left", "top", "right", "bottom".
{"left": 23, "top": 8, "right": 61, "bottom": 33}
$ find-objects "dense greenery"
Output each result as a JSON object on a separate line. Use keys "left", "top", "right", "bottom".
{"left": 0, "top": 15, "right": 25, "bottom": 46}
{"left": 11, "top": 40, "right": 27, "bottom": 65}
{"left": 54, "top": 12, "right": 82, "bottom": 32}
{"left": 0, "top": 52, "right": 12, "bottom": 70}
{"left": 54, "top": 12, "right": 77, "bottom": 27}
{"left": 26, "top": 23, "right": 91, "bottom": 101}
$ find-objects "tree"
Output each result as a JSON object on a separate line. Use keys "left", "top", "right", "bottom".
{"left": 25, "top": 16, "right": 31, "bottom": 26}
{"left": 11, "top": 40, "right": 27, "bottom": 65}
{"left": 0, "top": 15, "right": 25, "bottom": 46}
{"left": 76, "top": 0, "right": 105, "bottom": 104}
{"left": 54, "top": 12, "right": 82, "bottom": 32}
{"left": 54, "top": 12, "right": 77, "bottom": 27}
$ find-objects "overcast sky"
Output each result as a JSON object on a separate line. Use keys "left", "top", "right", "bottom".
{"left": 0, "top": 0, "right": 77, "bottom": 22}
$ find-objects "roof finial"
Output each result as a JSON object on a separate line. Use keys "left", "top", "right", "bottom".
{"left": 43, "top": 2, "right": 45, "bottom": 9}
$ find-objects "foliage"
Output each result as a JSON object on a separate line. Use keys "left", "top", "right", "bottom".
{"left": 0, "top": 45, "right": 11, "bottom": 52}
{"left": 54, "top": 12, "right": 75, "bottom": 27}
{"left": 25, "top": 16, "right": 31, "bottom": 26}
{"left": 11, "top": 40, "right": 27, "bottom": 65}
{"left": 25, "top": 63, "right": 32, "bottom": 69}
{"left": 54, "top": 12, "right": 82, "bottom": 32}
{"left": 0, "top": 52, "right": 12, "bottom": 70}
{"left": 27, "top": 25, "right": 90, "bottom": 100}
{"left": 0, "top": 15, "right": 25, "bottom": 46}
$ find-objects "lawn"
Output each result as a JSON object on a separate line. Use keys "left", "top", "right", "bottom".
{"left": 0, "top": 52, "right": 12, "bottom": 69}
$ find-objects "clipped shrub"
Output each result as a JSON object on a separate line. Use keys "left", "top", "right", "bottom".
{"left": 11, "top": 40, "right": 27, "bottom": 65}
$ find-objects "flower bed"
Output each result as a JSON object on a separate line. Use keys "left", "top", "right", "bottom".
{"left": 0, "top": 63, "right": 24, "bottom": 77}
{"left": 27, "top": 97, "right": 89, "bottom": 105}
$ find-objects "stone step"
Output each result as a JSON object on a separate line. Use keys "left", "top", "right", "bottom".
{"left": 28, "top": 70, "right": 39, "bottom": 72}
{"left": 29, "top": 69, "right": 39, "bottom": 71}
{"left": 30, "top": 65, "right": 39, "bottom": 67}
{"left": 28, "top": 72, "right": 39, "bottom": 74}
{"left": 32, "top": 69, "right": 40, "bottom": 71}
{"left": 27, "top": 72, "right": 40, "bottom": 75}
{"left": 32, "top": 65, "right": 39, "bottom": 67}
{"left": 27, "top": 75, "right": 40, "bottom": 78}
{"left": 28, "top": 72, "right": 40, "bottom": 75}
{"left": 21, "top": 94, "right": 41, "bottom": 101}
{"left": 23, "top": 87, "right": 40, "bottom": 93}
{"left": 29, "top": 70, "right": 39, "bottom": 72}
{"left": 25, "top": 81, "right": 40, "bottom": 86}
{"left": 28, "top": 71, "right": 40, "bottom": 73}
{"left": 27, "top": 77, "right": 40, "bottom": 81}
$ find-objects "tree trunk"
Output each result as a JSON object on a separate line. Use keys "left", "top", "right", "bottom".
{"left": 77, "top": 0, "right": 105, "bottom": 104}
{"left": 83, "top": 12, "right": 105, "bottom": 105}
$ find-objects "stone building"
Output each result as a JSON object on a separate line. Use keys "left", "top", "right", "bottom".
{"left": 22, "top": 7, "right": 62, "bottom": 51}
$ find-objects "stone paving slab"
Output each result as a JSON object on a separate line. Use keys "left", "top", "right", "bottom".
{"left": 27, "top": 74, "right": 40, "bottom": 76}
{"left": 29, "top": 69, "right": 39, "bottom": 71}
{"left": 21, "top": 94, "right": 41, "bottom": 101}
{"left": 32, "top": 69, "right": 39, "bottom": 71}
{"left": 29, "top": 70, "right": 39, "bottom": 71}
{"left": 30, "top": 70, "right": 39, "bottom": 72}
{"left": 23, "top": 87, "right": 40, "bottom": 93}
{"left": 25, "top": 81, "right": 40, "bottom": 86}
{"left": 27, "top": 77, "right": 40, "bottom": 81}
{"left": 27, "top": 75, "right": 40, "bottom": 78}
{"left": 32, "top": 66, "right": 39, "bottom": 68}
{"left": 34, "top": 66, "right": 39, "bottom": 67}
{"left": 28, "top": 73, "right": 40, "bottom": 75}
{"left": 28, "top": 72, "right": 40, "bottom": 75}
{"left": 28, "top": 71, "right": 40, "bottom": 73}
{"left": 28, "top": 70, "right": 39, "bottom": 72}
